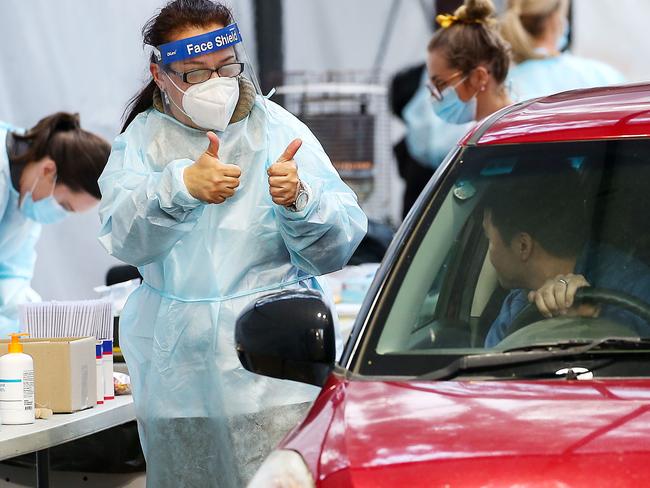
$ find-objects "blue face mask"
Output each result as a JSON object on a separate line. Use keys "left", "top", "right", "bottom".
{"left": 431, "top": 82, "right": 477, "bottom": 125}
{"left": 20, "top": 177, "right": 69, "bottom": 224}
{"left": 556, "top": 19, "right": 570, "bottom": 52}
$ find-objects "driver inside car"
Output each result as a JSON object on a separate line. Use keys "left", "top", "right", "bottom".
{"left": 482, "top": 169, "right": 650, "bottom": 347}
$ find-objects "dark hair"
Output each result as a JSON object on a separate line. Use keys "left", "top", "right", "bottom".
{"left": 121, "top": 0, "right": 234, "bottom": 132}
{"left": 428, "top": 0, "right": 511, "bottom": 85}
{"left": 13, "top": 112, "right": 111, "bottom": 199}
{"left": 484, "top": 168, "right": 587, "bottom": 258}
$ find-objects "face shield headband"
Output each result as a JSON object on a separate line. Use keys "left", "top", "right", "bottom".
{"left": 153, "top": 23, "right": 243, "bottom": 65}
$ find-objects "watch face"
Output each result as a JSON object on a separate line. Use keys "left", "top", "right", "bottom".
{"left": 295, "top": 191, "right": 308, "bottom": 210}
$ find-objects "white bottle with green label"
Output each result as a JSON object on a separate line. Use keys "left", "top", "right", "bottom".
{"left": 0, "top": 333, "right": 35, "bottom": 424}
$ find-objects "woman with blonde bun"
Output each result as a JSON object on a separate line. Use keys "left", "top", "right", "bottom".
{"left": 500, "top": 0, "right": 625, "bottom": 101}
{"left": 427, "top": 0, "right": 512, "bottom": 124}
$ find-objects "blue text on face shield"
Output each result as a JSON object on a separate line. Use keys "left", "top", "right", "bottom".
{"left": 156, "top": 24, "right": 242, "bottom": 65}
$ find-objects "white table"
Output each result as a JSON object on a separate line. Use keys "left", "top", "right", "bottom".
{"left": 0, "top": 395, "right": 135, "bottom": 487}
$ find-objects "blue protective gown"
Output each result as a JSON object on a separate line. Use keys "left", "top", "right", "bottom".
{"left": 0, "top": 123, "right": 41, "bottom": 337}
{"left": 509, "top": 52, "right": 626, "bottom": 102}
{"left": 403, "top": 82, "right": 475, "bottom": 170}
{"left": 98, "top": 98, "right": 367, "bottom": 487}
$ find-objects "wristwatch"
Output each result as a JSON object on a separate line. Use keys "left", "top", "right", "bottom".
{"left": 286, "top": 180, "right": 309, "bottom": 212}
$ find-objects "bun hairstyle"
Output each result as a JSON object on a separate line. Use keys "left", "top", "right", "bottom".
{"left": 455, "top": 0, "right": 496, "bottom": 25}
{"left": 13, "top": 112, "right": 111, "bottom": 199}
{"left": 500, "top": 0, "right": 568, "bottom": 63}
{"left": 429, "top": 0, "right": 511, "bottom": 85}
{"left": 15, "top": 112, "right": 81, "bottom": 150}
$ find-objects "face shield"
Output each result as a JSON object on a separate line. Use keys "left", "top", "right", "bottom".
{"left": 152, "top": 23, "right": 264, "bottom": 131}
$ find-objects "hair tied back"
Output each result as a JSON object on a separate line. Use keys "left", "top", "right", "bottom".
{"left": 56, "top": 112, "right": 81, "bottom": 131}
{"left": 436, "top": 13, "right": 484, "bottom": 29}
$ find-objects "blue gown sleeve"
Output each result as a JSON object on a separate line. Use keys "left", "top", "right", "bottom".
{"left": 266, "top": 104, "right": 368, "bottom": 276}
{"left": 0, "top": 140, "right": 41, "bottom": 334}
{"left": 484, "top": 290, "right": 529, "bottom": 347}
{"left": 0, "top": 239, "right": 37, "bottom": 335}
{"left": 98, "top": 115, "right": 205, "bottom": 267}
{"left": 592, "top": 248, "right": 650, "bottom": 337}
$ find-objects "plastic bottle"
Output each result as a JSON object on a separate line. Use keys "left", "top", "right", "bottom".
{"left": 95, "top": 342, "right": 104, "bottom": 405}
{"left": 102, "top": 339, "right": 114, "bottom": 401}
{"left": 0, "top": 333, "right": 35, "bottom": 424}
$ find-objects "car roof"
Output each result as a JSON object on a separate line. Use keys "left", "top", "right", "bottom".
{"left": 462, "top": 83, "right": 650, "bottom": 146}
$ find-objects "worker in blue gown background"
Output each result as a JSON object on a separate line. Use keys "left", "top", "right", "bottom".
{"left": 500, "top": 0, "right": 625, "bottom": 101}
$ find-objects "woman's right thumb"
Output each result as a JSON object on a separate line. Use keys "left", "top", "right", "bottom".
{"left": 206, "top": 131, "right": 220, "bottom": 158}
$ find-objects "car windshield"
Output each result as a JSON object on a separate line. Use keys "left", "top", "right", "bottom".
{"left": 355, "top": 139, "right": 650, "bottom": 378}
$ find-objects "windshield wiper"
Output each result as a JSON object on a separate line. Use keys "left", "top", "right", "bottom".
{"left": 417, "top": 337, "right": 650, "bottom": 381}
{"left": 502, "top": 337, "right": 650, "bottom": 353}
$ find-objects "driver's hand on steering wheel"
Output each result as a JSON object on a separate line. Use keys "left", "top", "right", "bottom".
{"left": 527, "top": 274, "right": 600, "bottom": 319}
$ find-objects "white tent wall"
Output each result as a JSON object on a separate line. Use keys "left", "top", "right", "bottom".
{"left": 282, "top": 0, "right": 434, "bottom": 72}
{"left": 0, "top": 0, "right": 647, "bottom": 301}
{"left": 572, "top": 0, "right": 647, "bottom": 82}
{"left": 282, "top": 0, "right": 650, "bottom": 82}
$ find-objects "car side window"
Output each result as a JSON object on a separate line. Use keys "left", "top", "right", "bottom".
{"left": 357, "top": 139, "right": 650, "bottom": 378}
{"left": 376, "top": 186, "right": 486, "bottom": 354}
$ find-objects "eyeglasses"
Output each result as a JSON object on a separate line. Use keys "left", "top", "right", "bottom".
{"left": 427, "top": 71, "right": 464, "bottom": 101}
{"left": 166, "top": 62, "right": 244, "bottom": 85}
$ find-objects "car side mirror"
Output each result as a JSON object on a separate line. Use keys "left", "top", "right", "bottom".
{"left": 235, "top": 289, "right": 336, "bottom": 387}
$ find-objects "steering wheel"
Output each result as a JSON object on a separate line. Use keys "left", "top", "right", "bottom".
{"left": 506, "top": 287, "right": 650, "bottom": 337}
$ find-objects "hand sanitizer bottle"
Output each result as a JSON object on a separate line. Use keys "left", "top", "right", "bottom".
{"left": 0, "top": 333, "right": 35, "bottom": 424}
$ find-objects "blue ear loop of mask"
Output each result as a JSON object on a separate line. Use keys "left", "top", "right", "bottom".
{"left": 20, "top": 174, "right": 69, "bottom": 224}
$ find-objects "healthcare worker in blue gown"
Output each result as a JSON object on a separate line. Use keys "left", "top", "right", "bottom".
{"left": 397, "top": 1, "right": 513, "bottom": 217}
{"left": 97, "top": 1, "right": 367, "bottom": 486}
{"left": 0, "top": 113, "right": 110, "bottom": 336}
{"left": 500, "top": 0, "right": 625, "bottom": 101}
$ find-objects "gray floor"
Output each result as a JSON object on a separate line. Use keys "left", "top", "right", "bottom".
{"left": 0, "top": 465, "right": 144, "bottom": 487}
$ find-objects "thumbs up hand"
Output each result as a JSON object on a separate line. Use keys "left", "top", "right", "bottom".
{"left": 268, "top": 139, "right": 302, "bottom": 206}
{"left": 184, "top": 132, "right": 241, "bottom": 204}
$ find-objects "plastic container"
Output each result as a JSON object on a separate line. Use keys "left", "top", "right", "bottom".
{"left": 95, "top": 342, "right": 104, "bottom": 405}
{"left": 102, "top": 340, "right": 114, "bottom": 401}
{"left": 0, "top": 333, "right": 35, "bottom": 424}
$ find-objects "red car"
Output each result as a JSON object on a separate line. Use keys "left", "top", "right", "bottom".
{"left": 237, "top": 83, "right": 650, "bottom": 487}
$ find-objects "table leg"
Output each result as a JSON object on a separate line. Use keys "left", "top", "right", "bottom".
{"left": 36, "top": 448, "right": 50, "bottom": 488}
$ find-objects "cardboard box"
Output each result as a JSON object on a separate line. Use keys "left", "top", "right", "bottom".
{"left": 0, "top": 337, "right": 96, "bottom": 413}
